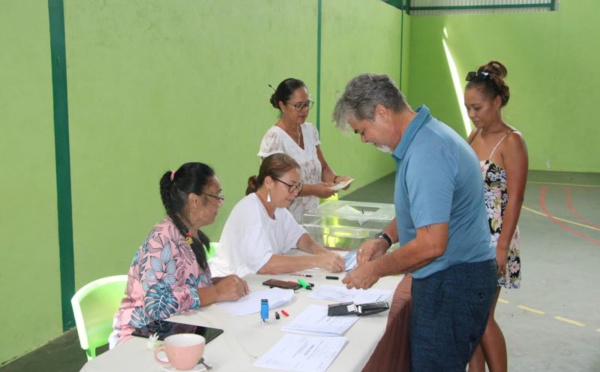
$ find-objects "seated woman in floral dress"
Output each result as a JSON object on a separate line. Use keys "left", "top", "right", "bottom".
{"left": 109, "top": 162, "right": 249, "bottom": 348}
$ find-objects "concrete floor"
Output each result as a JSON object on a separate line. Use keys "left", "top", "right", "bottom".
{"left": 348, "top": 170, "right": 600, "bottom": 372}
{"left": 497, "top": 171, "right": 600, "bottom": 371}
{"left": 1, "top": 170, "right": 599, "bottom": 372}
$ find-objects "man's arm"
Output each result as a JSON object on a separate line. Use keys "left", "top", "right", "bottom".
{"left": 343, "top": 222, "right": 448, "bottom": 289}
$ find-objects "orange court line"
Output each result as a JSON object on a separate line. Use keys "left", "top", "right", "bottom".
{"left": 539, "top": 186, "right": 600, "bottom": 246}
{"left": 564, "top": 187, "right": 600, "bottom": 229}
{"left": 522, "top": 205, "right": 600, "bottom": 232}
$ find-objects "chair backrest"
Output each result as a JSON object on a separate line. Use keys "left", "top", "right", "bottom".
{"left": 71, "top": 275, "right": 128, "bottom": 359}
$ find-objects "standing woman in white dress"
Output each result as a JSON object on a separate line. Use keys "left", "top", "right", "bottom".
{"left": 258, "top": 78, "right": 353, "bottom": 222}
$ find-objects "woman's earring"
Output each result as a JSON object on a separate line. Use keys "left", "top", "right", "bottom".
{"left": 267, "top": 190, "right": 271, "bottom": 203}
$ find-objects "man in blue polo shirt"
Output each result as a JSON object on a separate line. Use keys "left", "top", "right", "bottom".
{"left": 333, "top": 73, "right": 497, "bottom": 371}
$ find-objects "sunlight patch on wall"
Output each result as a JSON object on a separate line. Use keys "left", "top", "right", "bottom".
{"left": 442, "top": 30, "right": 471, "bottom": 137}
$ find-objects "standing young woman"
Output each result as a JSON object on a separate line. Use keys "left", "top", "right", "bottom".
{"left": 465, "top": 61, "right": 529, "bottom": 372}
{"left": 258, "top": 78, "right": 352, "bottom": 222}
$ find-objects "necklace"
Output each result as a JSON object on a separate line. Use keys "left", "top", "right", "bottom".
{"left": 295, "top": 126, "right": 303, "bottom": 147}
{"left": 277, "top": 121, "right": 302, "bottom": 147}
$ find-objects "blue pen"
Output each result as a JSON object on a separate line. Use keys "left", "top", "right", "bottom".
{"left": 261, "top": 299, "right": 269, "bottom": 322}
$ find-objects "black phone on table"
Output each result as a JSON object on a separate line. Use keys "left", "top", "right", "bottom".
{"left": 262, "top": 279, "right": 302, "bottom": 290}
{"left": 132, "top": 319, "right": 224, "bottom": 343}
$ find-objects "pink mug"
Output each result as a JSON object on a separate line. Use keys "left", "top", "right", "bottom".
{"left": 154, "top": 333, "right": 205, "bottom": 370}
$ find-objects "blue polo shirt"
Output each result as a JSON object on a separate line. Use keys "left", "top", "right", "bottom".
{"left": 392, "top": 105, "right": 494, "bottom": 279}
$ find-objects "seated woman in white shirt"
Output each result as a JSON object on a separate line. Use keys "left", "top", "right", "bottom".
{"left": 209, "top": 153, "right": 345, "bottom": 277}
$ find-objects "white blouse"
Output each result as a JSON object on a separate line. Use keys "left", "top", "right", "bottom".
{"left": 209, "top": 193, "right": 307, "bottom": 278}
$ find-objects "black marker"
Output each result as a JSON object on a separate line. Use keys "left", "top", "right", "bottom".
{"left": 326, "top": 276, "right": 339, "bottom": 280}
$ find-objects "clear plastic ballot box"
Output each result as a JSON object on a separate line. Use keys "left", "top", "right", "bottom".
{"left": 301, "top": 200, "right": 395, "bottom": 250}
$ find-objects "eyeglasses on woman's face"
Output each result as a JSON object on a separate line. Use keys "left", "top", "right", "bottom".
{"left": 202, "top": 192, "right": 225, "bottom": 204}
{"left": 287, "top": 100, "right": 314, "bottom": 112}
{"left": 273, "top": 177, "right": 303, "bottom": 193}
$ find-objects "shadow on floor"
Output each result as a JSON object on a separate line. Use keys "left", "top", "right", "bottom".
{"left": 0, "top": 329, "right": 106, "bottom": 372}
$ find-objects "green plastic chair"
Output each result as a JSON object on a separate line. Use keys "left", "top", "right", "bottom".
{"left": 207, "top": 242, "right": 218, "bottom": 259}
{"left": 71, "top": 275, "right": 128, "bottom": 360}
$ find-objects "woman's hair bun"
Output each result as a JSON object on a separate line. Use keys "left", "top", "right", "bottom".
{"left": 482, "top": 60, "right": 508, "bottom": 79}
{"left": 269, "top": 93, "right": 279, "bottom": 108}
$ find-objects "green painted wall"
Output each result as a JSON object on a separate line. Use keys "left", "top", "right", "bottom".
{"left": 320, "top": 0, "right": 403, "bottom": 185}
{"left": 0, "top": 0, "right": 63, "bottom": 365}
{"left": 64, "top": 0, "right": 320, "bottom": 288}
{"left": 408, "top": 0, "right": 600, "bottom": 173}
{"left": 64, "top": 0, "right": 404, "bottom": 291}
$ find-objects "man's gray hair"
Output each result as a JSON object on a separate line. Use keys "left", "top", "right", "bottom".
{"left": 333, "top": 73, "right": 407, "bottom": 131}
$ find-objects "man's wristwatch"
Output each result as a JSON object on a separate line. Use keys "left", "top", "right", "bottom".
{"left": 375, "top": 231, "right": 392, "bottom": 248}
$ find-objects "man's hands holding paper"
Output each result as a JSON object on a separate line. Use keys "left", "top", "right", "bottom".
{"left": 356, "top": 239, "right": 388, "bottom": 265}
{"left": 342, "top": 261, "right": 380, "bottom": 289}
{"left": 344, "top": 220, "right": 398, "bottom": 289}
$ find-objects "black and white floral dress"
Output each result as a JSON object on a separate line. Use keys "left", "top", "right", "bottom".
{"left": 479, "top": 130, "right": 521, "bottom": 289}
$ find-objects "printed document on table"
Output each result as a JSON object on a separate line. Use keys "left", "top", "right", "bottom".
{"left": 309, "top": 284, "right": 392, "bottom": 304}
{"left": 217, "top": 288, "right": 293, "bottom": 316}
{"left": 282, "top": 304, "right": 359, "bottom": 336}
{"left": 253, "top": 334, "right": 347, "bottom": 372}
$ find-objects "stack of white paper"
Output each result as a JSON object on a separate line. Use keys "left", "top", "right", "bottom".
{"left": 216, "top": 288, "right": 294, "bottom": 316}
{"left": 253, "top": 334, "right": 347, "bottom": 372}
{"left": 282, "top": 305, "right": 359, "bottom": 336}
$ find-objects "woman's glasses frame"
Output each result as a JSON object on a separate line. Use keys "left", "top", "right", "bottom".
{"left": 287, "top": 100, "right": 314, "bottom": 112}
{"left": 203, "top": 192, "right": 225, "bottom": 204}
{"left": 273, "top": 178, "right": 303, "bottom": 193}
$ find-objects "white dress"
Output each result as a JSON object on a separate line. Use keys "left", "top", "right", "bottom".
{"left": 258, "top": 123, "right": 322, "bottom": 222}
{"left": 209, "top": 193, "right": 308, "bottom": 278}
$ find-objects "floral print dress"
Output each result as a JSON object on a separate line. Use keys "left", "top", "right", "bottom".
{"left": 108, "top": 217, "right": 213, "bottom": 348}
{"left": 258, "top": 123, "right": 322, "bottom": 222}
{"left": 479, "top": 130, "right": 521, "bottom": 289}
